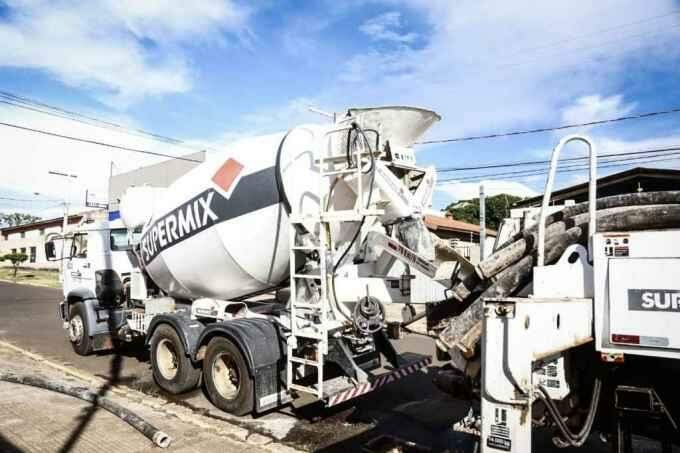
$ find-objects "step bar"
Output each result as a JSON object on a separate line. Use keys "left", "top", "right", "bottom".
{"left": 326, "top": 356, "right": 431, "bottom": 407}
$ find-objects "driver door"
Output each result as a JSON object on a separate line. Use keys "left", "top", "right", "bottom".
{"left": 65, "top": 233, "right": 94, "bottom": 293}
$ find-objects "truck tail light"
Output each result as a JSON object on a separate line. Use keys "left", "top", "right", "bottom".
{"left": 612, "top": 334, "right": 640, "bottom": 344}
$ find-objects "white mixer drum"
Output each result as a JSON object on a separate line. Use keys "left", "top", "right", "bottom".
{"left": 133, "top": 126, "right": 325, "bottom": 300}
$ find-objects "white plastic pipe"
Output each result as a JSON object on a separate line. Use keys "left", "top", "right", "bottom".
{"left": 537, "top": 135, "right": 597, "bottom": 267}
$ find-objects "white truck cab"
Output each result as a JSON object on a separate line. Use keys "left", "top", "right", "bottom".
{"left": 46, "top": 218, "right": 136, "bottom": 354}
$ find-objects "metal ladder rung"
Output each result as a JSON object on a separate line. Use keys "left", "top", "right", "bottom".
{"left": 293, "top": 273, "right": 321, "bottom": 279}
{"left": 289, "top": 357, "right": 321, "bottom": 367}
{"left": 290, "top": 216, "right": 321, "bottom": 225}
{"left": 322, "top": 168, "right": 357, "bottom": 176}
{"left": 316, "top": 151, "right": 378, "bottom": 164}
{"left": 294, "top": 331, "right": 326, "bottom": 340}
{"left": 321, "top": 209, "right": 383, "bottom": 221}
{"left": 291, "top": 246, "right": 320, "bottom": 251}
{"left": 293, "top": 302, "right": 322, "bottom": 309}
{"left": 289, "top": 383, "right": 318, "bottom": 395}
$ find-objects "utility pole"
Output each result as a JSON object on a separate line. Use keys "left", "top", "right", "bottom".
{"left": 480, "top": 183, "right": 486, "bottom": 262}
{"left": 48, "top": 170, "right": 78, "bottom": 282}
{"left": 48, "top": 170, "right": 78, "bottom": 233}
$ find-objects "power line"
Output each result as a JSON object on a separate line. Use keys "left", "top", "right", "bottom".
{"left": 438, "top": 145, "right": 680, "bottom": 172}
{"left": 0, "top": 90, "right": 217, "bottom": 153}
{"left": 0, "top": 121, "right": 203, "bottom": 163}
{"left": 501, "top": 9, "right": 680, "bottom": 59}
{"left": 0, "top": 196, "right": 60, "bottom": 202}
{"left": 438, "top": 153, "right": 680, "bottom": 183}
{"left": 418, "top": 106, "right": 680, "bottom": 145}
{"left": 441, "top": 152, "right": 680, "bottom": 182}
{"left": 439, "top": 145, "right": 680, "bottom": 180}
{"left": 496, "top": 21, "right": 680, "bottom": 71}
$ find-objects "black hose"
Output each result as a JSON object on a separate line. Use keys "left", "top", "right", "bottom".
{"left": 328, "top": 122, "right": 377, "bottom": 322}
{"left": 537, "top": 377, "right": 602, "bottom": 447}
{"left": 332, "top": 122, "right": 376, "bottom": 274}
{"left": 0, "top": 372, "right": 172, "bottom": 448}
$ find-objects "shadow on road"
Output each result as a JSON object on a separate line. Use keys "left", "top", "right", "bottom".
{"left": 58, "top": 306, "right": 123, "bottom": 453}
{"left": 0, "top": 433, "right": 24, "bottom": 453}
{"left": 280, "top": 365, "right": 477, "bottom": 452}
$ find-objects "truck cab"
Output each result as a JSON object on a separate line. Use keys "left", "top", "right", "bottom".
{"left": 46, "top": 218, "right": 136, "bottom": 355}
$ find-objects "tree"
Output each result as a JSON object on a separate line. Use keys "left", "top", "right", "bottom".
{"left": 443, "top": 193, "right": 525, "bottom": 230}
{"left": 0, "top": 212, "right": 42, "bottom": 227}
{"left": 1, "top": 253, "right": 28, "bottom": 281}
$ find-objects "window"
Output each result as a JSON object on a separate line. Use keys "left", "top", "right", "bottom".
{"left": 20, "top": 231, "right": 25, "bottom": 238}
{"left": 29, "top": 247, "right": 36, "bottom": 263}
{"left": 110, "top": 228, "right": 130, "bottom": 251}
{"left": 39, "top": 228, "right": 45, "bottom": 236}
{"left": 20, "top": 247, "right": 26, "bottom": 254}
{"left": 71, "top": 234, "right": 88, "bottom": 258}
{"left": 11, "top": 248, "right": 16, "bottom": 254}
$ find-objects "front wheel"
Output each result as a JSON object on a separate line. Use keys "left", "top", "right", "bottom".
{"left": 150, "top": 325, "right": 201, "bottom": 394}
{"left": 68, "top": 302, "right": 93, "bottom": 356}
{"left": 203, "top": 337, "right": 254, "bottom": 415}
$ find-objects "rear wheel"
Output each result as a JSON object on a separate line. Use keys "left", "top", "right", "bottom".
{"left": 150, "top": 325, "right": 201, "bottom": 394}
{"left": 203, "top": 337, "right": 254, "bottom": 415}
{"left": 68, "top": 303, "right": 93, "bottom": 356}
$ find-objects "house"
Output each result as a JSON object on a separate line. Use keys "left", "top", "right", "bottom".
{"left": 424, "top": 214, "right": 496, "bottom": 264}
{"left": 514, "top": 167, "right": 680, "bottom": 208}
{"left": 0, "top": 214, "right": 84, "bottom": 269}
{"left": 0, "top": 209, "right": 105, "bottom": 269}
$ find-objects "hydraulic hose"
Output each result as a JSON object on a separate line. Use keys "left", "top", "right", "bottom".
{"left": 328, "top": 122, "right": 378, "bottom": 322}
{"left": 0, "top": 372, "right": 172, "bottom": 448}
{"left": 537, "top": 377, "right": 602, "bottom": 448}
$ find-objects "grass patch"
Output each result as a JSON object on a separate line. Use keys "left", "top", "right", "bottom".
{"left": 0, "top": 267, "right": 61, "bottom": 288}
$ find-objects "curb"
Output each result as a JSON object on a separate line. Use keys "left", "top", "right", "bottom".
{"left": 0, "top": 339, "right": 301, "bottom": 452}
{"left": 0, "top": 278, "right": 60, "bottom": 289}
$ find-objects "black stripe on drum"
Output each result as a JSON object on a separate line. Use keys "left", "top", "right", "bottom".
{"left": 140, "top": 166, "right": 281, "bottom": 265}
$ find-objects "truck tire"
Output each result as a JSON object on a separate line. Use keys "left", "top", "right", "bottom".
{"left": 203, "top": 337, "right": 254, "bottom": 415}
{"left": 150, "top": 325, "right": 201, "bottom": 394}
{"left": 68, "top": 302, "right": 93, "bottom": 356}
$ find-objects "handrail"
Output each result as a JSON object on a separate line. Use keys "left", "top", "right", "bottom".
{"left": 537, "top": 135, "right": 597, "bottom": 267}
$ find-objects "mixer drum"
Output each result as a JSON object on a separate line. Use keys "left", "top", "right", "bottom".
{"left": 120, "top": 106, "right": 440, "bottom": 301}
{"left": 127, "top": 126, "right": 326, "bottom": 300}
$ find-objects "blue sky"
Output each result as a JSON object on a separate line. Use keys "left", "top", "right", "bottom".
{"left": 1, "top": 0, "right": 680, "bottom": 217}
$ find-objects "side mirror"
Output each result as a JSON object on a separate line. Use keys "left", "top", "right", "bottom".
{"left": 45, "top": 241, "right": 57, "bottom": 261}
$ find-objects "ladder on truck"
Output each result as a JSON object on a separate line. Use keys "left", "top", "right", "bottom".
{"left": 286, "top": 125, "right": 378, "bottom": 400}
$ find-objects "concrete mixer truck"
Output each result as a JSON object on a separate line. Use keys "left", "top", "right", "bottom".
{"left": 45, "top": 106, "right": 465, "bottom": 416}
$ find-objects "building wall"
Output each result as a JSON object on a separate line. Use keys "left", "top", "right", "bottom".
{"left": 0, "top": 210, "right": 104, "bottom": 269}
{"left": 108, "top": 151, "right": 206, "bottom": 210}
{"left": 428, "top": 228, "right": 496, "bottom": 264}
{"left": 0, "top": 224, "right": 63, "bottom": 269}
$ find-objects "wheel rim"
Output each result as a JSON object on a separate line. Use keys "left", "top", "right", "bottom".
{"left": 212, "top": 352, "right": 240, "bottom": 400}
{"left": 68, "top": 315, "right": 84, "bottom": 344}
{"left": 156, "top": 339, "right": 179, "bottom": 380}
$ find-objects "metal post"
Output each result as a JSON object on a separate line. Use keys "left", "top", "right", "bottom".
{"left": 537, "top": 135, "right": 597, "bottom": 267}
{"left": 480, "top": 184, "right": 486, "bottom": 262}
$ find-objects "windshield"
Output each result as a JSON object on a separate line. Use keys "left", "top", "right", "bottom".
{"left": 110, "top": 228, "right": 130, "bottom": 251}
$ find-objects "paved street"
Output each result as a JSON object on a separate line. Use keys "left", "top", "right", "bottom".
{"left": 0, "top": 281, "right": 476, "bottom": 452}
{"left": 4, "top": 281, "right": 659, "bottom": 452}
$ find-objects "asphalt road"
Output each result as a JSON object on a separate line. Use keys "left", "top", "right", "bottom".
{"left": 4, "top": 281, "right": 661, "bottom": 452}
{"left": 0, "top": 281, "right": 478, "bottom": 452}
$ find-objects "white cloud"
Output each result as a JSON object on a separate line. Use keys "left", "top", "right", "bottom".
{"left": 436, "top": 180, "right": 537, "bottom": 202}
{"left": 0, "top": 0, "right": 251, "bottom": 105}
{"left": 561, "top": 94, "right": 636, "bottom": 127}
{"left": 208, "top": 97, "right": 327, "bottom": 148}
{"left": 359, "top": 11, "right": 417, "bottom": 43}
{"left": 329, "top": 1, "right": 680, "bottom": 143}
{"left": 0, "top": 104, "right": 199, "bottom": 217}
